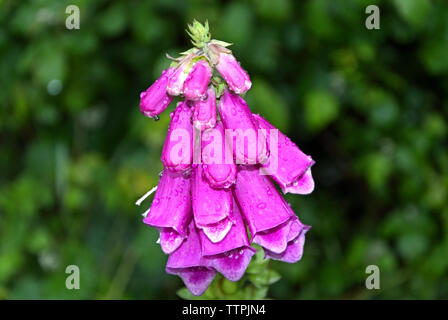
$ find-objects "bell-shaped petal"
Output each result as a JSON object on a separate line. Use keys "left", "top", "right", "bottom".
{"left": 218, "top": 89, "right": 267, "bottom": 164}
{"left": 202, "top": 121, "right": 237, "bottom": 188}
{"left": 161, "top": 102, "right": 193, "bottom": 172}
{"left": 192, "top": 165, "right": 234, "bottom": 243}
{"left": 233, "top": 165, "right": 291, "bottom": 238}
{"left": 139, "top": 67, "right": 175, "bottom": 118}
{"left": 215, "top": 52, "right": 251, "bottom": 94}
{"left": 263, "top": 198, "right": 311, "bottom": 263}
{"left": 183, "top": 60, "right": 213, "bottom": 101}
{"left": 166, "top": 59, "right": 194, "bottom": 96}
{"left": 143, "top": 170, "right": 192, "bottom": 254}
{"left": 192, "top": 86, "right": 217, "bottom": 131}
{"left": 264, "top": 224, "right": 310, "bottom": 263}
{"left": 200, "top": 199, "right": 255, "bottom": 281}
{"left": 253, "top": 114, "right": 315, "bottom": 195}
{"left": 166, "top": 222, "right": 216, "bottom": 296}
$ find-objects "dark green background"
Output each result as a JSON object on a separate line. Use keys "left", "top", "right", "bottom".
{"left": 1, "top": 0, "right": 447, "bottom": 299}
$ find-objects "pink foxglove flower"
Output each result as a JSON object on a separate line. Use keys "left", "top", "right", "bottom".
{"left": 215, "top": 51, "right": 252, "bottom": 94}
{"left": 143, "top": 169, "right": 192, "bottom": 254}
{"left": 191, "top": 165, "right": 234, "bottom": 243}
{"left": 160, "top": 102, "right": 193, "bottom": 172}
{"left": 201, "top": 121, "right": 237, "bottom": 188}
{"left": 183, "top": 60, "right": 213, "bottom": 101}
{"left": 218, "top": 89, "right": 268, "bottom": 164}
{"left": 192, "top": 86, "right": 217, "bottom": 131}
{"left": 139, "top": 67, "right": 175, "bottom": 118}
{"left": 166, "top": 59, "right": 193, "bottom": 96}
{"left": 138, "top": 21, "right": 315, "bottom": 296}
{"left": 200, "top": 200, "right": 256, "bottom": 281}
{"left": 253, "top": 114, "right": 315, "bottom": 194}
{"left": 166, "top": 222, "right": 217, "bottom": 296}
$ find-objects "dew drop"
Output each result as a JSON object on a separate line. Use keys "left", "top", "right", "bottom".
{"left": 257, "top": 202, "right": 267, "bottom": 209}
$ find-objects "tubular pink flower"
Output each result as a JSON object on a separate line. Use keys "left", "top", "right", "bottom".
{"left": 191, "top": 165, "right": 234, "bottom": 243}
{"left": 200, "top": 199, "right": 256, "bottom": 281}
{"left": 218, "top": 89, "right": 268, "bottom": 164}
{"left": 253, "top": 114, "right": 315, "bottom": 195}
{"left": 139, "top": 67, "right": 175, "bottom": 118}
{"left": 201, "top": 121, "right": 237, "bottom": 188}
{"left": 263, "top": 199, "right": 311, "bottom": 263}
{"left": 215, "top": 52, "right": 252, "bottom": 94}
{"left": 161, "top": 102, "right": 193, "bottom": 172}
{"left": 183, "top": 60, "right": 213, "bottom": 101}
{"left": 233, "top": 165, "right": 291, "bottom": 238}
{"left": 192, "top": 86, "right": 217, "bottom": 131}
{"left": 143, "top": 170, "right": 192, "bottom": 254}
{"left": 166, "top": 59, "right": 194, "bottom": 96}
{"left": 166, "top": 222, "right": 216, "bottom": 296}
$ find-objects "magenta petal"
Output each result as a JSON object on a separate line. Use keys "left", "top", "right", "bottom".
{"left": 284, "top": 168, "right": 315, "bottom": 195}
{"left": 192, "top": 86, "right": 217, "bottom": 131}
{"left": 201, "top": 201, "right": 255, "bottom": 281}
{"left": 192, "top": 165, "right": 233, "bottom": 242}
{"left": 265, "top": 226, "right": 310, "bottom": 263}
{"left": 166, "top": 60, "right": 192, "bottom": 96}
{"left": 167, "top": 266, "right": 216, "bottom": 296}
{"left": 166, "top": 222, "right": 202, "bottom": 268}
{"left": 219, "top": 90, "right": 268, "bottom": 164}
{"left": 158, "top": 228, "right": 185, "bottom": 254}
{"left": 199, "top": 198, "right": 250, "bottom": 256}
{"left": 166, "top": 223, "right": 216, "bottom": 296}
{"left": 233, "top": 165, "right": 291, "bottom": 237}
{"left": 215, "top": 52, "right": 251, "bottom": 94}
{"left": 143, "top": 170, "right": 192, "bottom": 253}
{"left": 252, "top": 220, "right": 291, "bottom": 254}
{"left": 139, "top": 67, "right": 175, "bottom": 118}
{"left": 204, "top": 247, "right": 255, "bottom": 282}
{"left": 202, "top": 121, "right": 237, "bottom": 188}
{"left": 252, "top": 114, "right": 315, "bottom": 194}
{"left": 183, "top": 60, "right": 212, "bottom": 101}
{"left": 161, "top": 102, "right": 193, "bottom": 172}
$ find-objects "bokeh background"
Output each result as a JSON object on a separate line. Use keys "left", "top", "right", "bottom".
{"left": 1, "top": 0, "right": 448, "bottom": 299}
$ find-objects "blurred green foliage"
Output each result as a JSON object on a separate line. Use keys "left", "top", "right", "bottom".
{"left": 1, "top": 0, "right": 448, "bottom": 299}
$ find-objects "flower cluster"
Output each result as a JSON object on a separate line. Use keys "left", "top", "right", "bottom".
{"left": 139, "top": 21, "right": 315, "bottom": 296}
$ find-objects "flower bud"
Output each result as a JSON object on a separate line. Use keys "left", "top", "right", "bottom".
{"left": 139, "top": 68, "right": 175, "bottom": 118}
{"left": 192, "top": 86, "right": 217, "bottom": 131}
{"left": 183, "top": 60, "right": 212, "bottom": 101}
{"left": 166, "top": 60, "right": 193, "bottom": 96}
{"left": 215, "top": 52, "right": 251, "bottom": 94}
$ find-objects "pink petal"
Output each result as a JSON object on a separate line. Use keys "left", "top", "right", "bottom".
{"left": 233, "top": 165, "right": 291, "bottom": 237}
{"left": 183, "top": 60, "right": 212, "bottom": 101}
{"left": 252, "top": 114, "right": 315, "bottom": 195}
{"left": 215, "top": 52, "right": 251, "bottom": 94}
{"left": 192, "top": 86, "right": 217, "bottom": 131}
{"left": 192, "top": 165, "right": 233, "bottom": 242}
{"left": 143, "top": 170, "right": 192, "bottom": 253}
{"left": 218, "top": 90, "right": 268, "bottom": 164}
{"left": 160, "top": 102, "right": 193, "bottom": 172}
{"left": 201, "top": 121, "right": 237, "bottom": 188}
{"left": 139, "top": 67, "right": 175, "bottom": 118}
